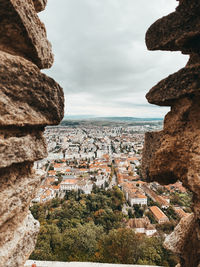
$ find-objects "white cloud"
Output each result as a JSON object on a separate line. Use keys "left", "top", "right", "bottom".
{"left": 40, "top": 0, "right": 188, "bottom": 118}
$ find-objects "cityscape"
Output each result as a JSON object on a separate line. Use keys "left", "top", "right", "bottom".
{"left": 1, "top": 0, "right": 198, "bottom": 266}
{"left": 33, "top": 119, "right": 191, "bottom": 237}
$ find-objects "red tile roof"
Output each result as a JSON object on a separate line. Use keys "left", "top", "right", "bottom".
{"left": 150, "top": 206, "right": 168, "bottom": 221}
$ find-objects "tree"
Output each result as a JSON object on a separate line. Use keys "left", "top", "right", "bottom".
{"left": 30, "top": 188, "right": 178, "bottom": 266}
{"left": 62, "top": 222, "right": 103, "bottom": 261}
{"left": 97, "top": 228, "right": 140, "bottom": 264}
{"left": 145, "top": 211, "right": 157, "bottom": 224}
{"left": 104, "top": 181, "right": 109, "bottom": 188}
{"left": 164, "top": 206, "right": 179, "bottom": 221}
{"left": 110, "top": 186, "right": 125, "bottom": 211}
{"left": 30, "top": 224, "right": 62, "bottom": 261}
{"left": 128, "top": 208, "right": 134, "bottom": 218}
{"left": 136, "top": 237, "right": 163, "bottom": 265}
{"left": 49, "top": 164, "right": 54, "bottom": 171}
{"left": 133, "top": 204, "right": 144, "bottom": 218}
{"left": 156, "top": 221, "right": 176, "bottom": 234}
{"left": 50, "top": 198, "right": 60, "bottom": 208}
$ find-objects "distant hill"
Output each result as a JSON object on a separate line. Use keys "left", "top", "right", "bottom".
{"left": 63, "top": 116, "right": 163, "bottom": 122}
{"left": 64, "top": 115, "right": 96, "bottom": 120}
{"left": 60, "top": 116, "right": 163, "bottom": 127}
{"left": 92, "top": 117, "right": 163, "bottom": 122}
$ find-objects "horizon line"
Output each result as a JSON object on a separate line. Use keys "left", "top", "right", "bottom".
{"left": 63, "top": 115, "right": 164, "bottom": 120}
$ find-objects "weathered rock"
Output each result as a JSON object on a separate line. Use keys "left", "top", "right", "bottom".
{"left": 146, "top": 64, "right": 200, "bottom": 106}
{"left": 0, "top": 212, "right": 40, "bottom": 267}
{"left": 32, "top": 0, "right": 47, "bottom": 12}
{"left": 0, "top": 51, "right": 64, "bottom": 127}
{"left": 142, "top": 97, "right": 200, "bottom": 193}
{"left": 164, "top": 214, "right": 200, "bottom": 267}
{"left": 0, "top": 0, "right": 64, "bottom": 266}
{"left": 186, "top": 54, "right": 200, "bottom": 66}
{"left": 146, "top": 1, "right": 200, "bottom": 54}
{"left": 0, "top": 130, "right": 47, "bottom": 168}
{"left": 142, "top": 130, "right": 181, "bottom": 185}
{"left": 164, "top": 214, "right": 195, "bottom": 254}
{"left": 144, "top": 0, "right": 200, "bottom": 266}
{"left": 0, "top": 0, "right": 53, "bottom": 68}
{"left": 141, "top": 131, "right": 170, "bottom": 183}
{"left": 0, "top": 164, "right": 45, "bottom": 231}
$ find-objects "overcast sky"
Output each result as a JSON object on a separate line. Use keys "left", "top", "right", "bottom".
{"left": 40, "top": 0, "right": 188, "bottom": 118}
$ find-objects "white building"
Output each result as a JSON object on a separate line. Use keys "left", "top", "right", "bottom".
{"left": 60, "top": 179, "right": 78, "bottom": 191}
{"left": 127, "top": 217, "right": 157, "bottom": 236}
{"left": 129, "top": 193, "right": 147, "bottom": 206}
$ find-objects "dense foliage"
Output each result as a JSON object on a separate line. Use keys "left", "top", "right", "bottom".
{"left": 170, "top": 191, "right": 192, "bottom": 212}
{"left": 30, "top": 187, "right": 178, "bottom": 266}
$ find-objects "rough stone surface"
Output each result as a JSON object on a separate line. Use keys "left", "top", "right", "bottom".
{"left": 146, "top": 63, "right": 200, "bottom": 106}
{"left": 32, "top": 0, "right": 47, "bottom": 12}
{"left": 164, "top": 214, "right": 200, "bottom": 267}
{"left": 186, "top": 53, "right": 200, "bottom": 66}
{"left": 0, "top": 0, "right": 53, "bottom": 68}
{"left": 164, "top": 214, "right": 195, "bottom": 254}
{"left": 0, "top": 164, "right": 45, "bottom": 231}
{"left": 0, "top": 212, "right": 40, "bottom": 267}
{"left": 142, "top": 0, "right": 200, "bottom": 266}
{"left": 146, "top": 1, "right": 200, "bottom": 54}
{"left": 0, "top": 51, "right": 64, "bottom": 127}
{"left": 141, "top": 131, "right": 171, "bottom": 184}
{"left": 143, "top": 96, "right": 200, "bottom": 199}
{"left": 0, "top": 0, "right": 64, "bottom": 266}
{"left": 0, "top": 130, "right": 47, "bottom": 168}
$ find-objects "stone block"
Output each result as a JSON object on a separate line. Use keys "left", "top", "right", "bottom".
{"left": 143, "top": 97, "right": 200, "bottom": 192}
{"left": 164, "top": 213, "right": 195, "bottom": 254}
{"left": 144, "top": 0, "right": 200, "bottom": 266}
{"left": 164, "top": 214, "right": 200, "bottom": 267}
{"left": 0, "top": 130, "right": 47, "bottom": 168}
{"left": 0, "top": 0, "right": 53, "bottom": 68}
{"left": 0, "top": 164, "right": 45, "bottom": 230}
{"left": 146, "top": 64, "right": 200, "bottom": 106}
{"left": 0, "top": 51, "right": 64, "bottom": 127}
{"left": 0, "top": 212, "right": 40, "bottom": 267}
{"left": 145, "top": 1, "right": 200, "bottom": 54}
{"left": 142, "top": 131, "right": 163, "bottom": 181}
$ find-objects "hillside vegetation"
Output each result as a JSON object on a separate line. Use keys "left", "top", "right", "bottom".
{"left": 30, "top": 187, "right": 178, "bottom": 266}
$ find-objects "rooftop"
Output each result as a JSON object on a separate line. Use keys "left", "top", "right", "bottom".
{"left": 150, "top": 206, "right": 168, "bottom": 220}
{"left": 127, "top": 217, "right": 155, "bottom": 230}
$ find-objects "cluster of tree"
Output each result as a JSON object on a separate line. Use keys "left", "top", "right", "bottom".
{"left": 156, "top": 221, "right": 176, "bottom": 235}
{"left": 164, "top": 206, "right": 179, "bottom": 221}
{"left": 31, "top": 187, "right": 125, "bottom": 233}
{"left": 30, "top": 187, "right": 178, "bottom": 266}
{"left": 170, "top": 191, "right": 192, "bottom": 212}
{"left": 132, "top": 204, "right": 146, "bottom": 218}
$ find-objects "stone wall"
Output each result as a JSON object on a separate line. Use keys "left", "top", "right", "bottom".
{"left": 25, "top": 261, "right": 163, "bottom": 267}
{"left": 0, "top": 1, "right": 64, "bottom": 266}
{"left": 142, "top": 1, "right": 200, "bottom": 266}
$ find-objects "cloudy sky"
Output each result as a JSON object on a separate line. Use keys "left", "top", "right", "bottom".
{"left": 39, "top": 0, "right": 188, "bottom": 118}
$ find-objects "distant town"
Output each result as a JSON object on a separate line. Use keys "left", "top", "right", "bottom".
{"left": 33, "top": 119, "right": 192, "bottom": 237}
